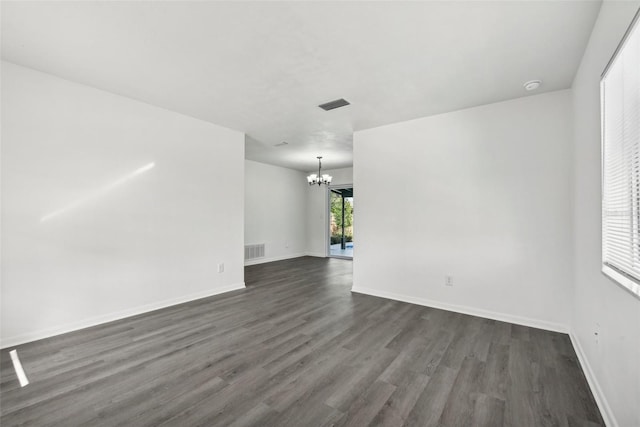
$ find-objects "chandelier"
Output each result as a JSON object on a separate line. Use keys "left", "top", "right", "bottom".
{"left": 307, "top": 156, "right": 332, "bottom": 186}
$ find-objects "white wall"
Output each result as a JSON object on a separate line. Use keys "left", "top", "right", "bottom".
{"left": 244, "top": 159, "right": 307, "bottom": 264}
{"left": 306, "top": 167, "right": 353, "bottom": 257}
{"left": 1, "top": 62, "right": 245, "bottom": 348}
{"left": 571, "top": 3, "right": 640, "bottom": 426}
{"left": 353, "top": 90, "right": 573, "bottom": 332}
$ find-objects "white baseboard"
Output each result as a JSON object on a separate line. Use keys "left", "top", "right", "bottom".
{"left": 244, "top": 253, "right": 307, "bottom": 266}
{"left": 0, "top": 282, "right": 246, "bottom": 349}
{"left": 350, "top": 286, "right": 568, "bottom": 333}
{"left": 351, "top": 287, "right": 614, "bottom": 424}
{"left": 305, "top": 251, "right": 327, "bottom": 258}
{"left": 569, "top": 331, "right": 616, "bottom": 427}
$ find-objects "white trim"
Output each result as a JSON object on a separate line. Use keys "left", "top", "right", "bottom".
{"left": 326, "top": 184, "right": 331, "bottom": 257}
{"left": 305, "top": 251, "right": 327, "bottom": 258}
{"left": 569, "top": 331, "right": 617, "bottom": 427}
{"left": 350, "top": 286, "right": 568, "bottom": 333}
{"left": 244, "top": 253, "right": 307, "bottom": 266}
{"left": 0, "top": 282, "right": 246, "bottom": 349}
{"left": 601, "top": 265, "right": 640, "bottom": 299}
{"left": 350, "top": 287, "right": 617, "bottom": 423}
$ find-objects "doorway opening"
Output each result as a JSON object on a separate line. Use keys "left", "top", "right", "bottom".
{"left": 328, "top": 186, "right": 353, "bottom": 259}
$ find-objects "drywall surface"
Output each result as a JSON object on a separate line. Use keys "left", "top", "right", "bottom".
{"left": 571, "top": 2, "right": 640, "bottom": 426}
{"left": 244, "top": 160, "right": 308, "bottom": 264}
{"left": 1, "top": 61, "right": 245, "bottom": 347}
{"left": 306, "top": 167, "right": 353, "bottom": 257}
{"left": 353, "top": 90, "right": 573, "bottom": 331}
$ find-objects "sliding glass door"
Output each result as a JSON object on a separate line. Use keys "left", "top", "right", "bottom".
{"left": 328, "top": 186, "right": 353, "bottom": 259}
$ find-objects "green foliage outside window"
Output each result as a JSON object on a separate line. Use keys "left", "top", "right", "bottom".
{"left": 330, "top": 195, "right": 353, "bottom": 244}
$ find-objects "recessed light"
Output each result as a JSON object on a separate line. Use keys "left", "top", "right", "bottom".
{"left": 523, "top": 80, "right": 542, "bottom": 91}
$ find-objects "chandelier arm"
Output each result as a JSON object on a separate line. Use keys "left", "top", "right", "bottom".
{"left": 307, "top": 156, "right": 332, "bottom": 186}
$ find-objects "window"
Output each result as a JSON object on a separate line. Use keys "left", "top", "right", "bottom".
{"left": 601, "top": 9, "right": 640, "bottom": 297}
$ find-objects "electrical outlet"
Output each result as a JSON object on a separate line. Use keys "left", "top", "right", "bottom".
{"left": 445, "top": 275, "right": 453, "bottom": 286}
{"left": 218, "top": 263, "right": 224, "bottom": 273}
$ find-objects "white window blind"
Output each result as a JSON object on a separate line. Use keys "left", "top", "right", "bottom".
{"left": 601, "top": 9, "right": 640, "bottom": 297}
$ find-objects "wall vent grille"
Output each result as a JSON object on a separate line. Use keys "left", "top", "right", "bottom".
{"left": 245, "top": 243, "right": 265, "bottom": 260}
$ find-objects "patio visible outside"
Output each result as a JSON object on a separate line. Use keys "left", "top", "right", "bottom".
{"left": 330, "top": 242, "right": 353, "bottom": 257}
{"left": 329, "top": 188, "right": 353, "bottom": 258}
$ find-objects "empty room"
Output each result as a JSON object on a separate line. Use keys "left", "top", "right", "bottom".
{"left": 1, "top": 1, "right": 639, "bottom": 426}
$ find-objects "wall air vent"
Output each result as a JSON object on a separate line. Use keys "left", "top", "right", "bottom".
{"left": 318, "top": 98, "right": 350, "bottom": 111}
{"left": 245, "top": 243, "right": 265, "bottom": 260}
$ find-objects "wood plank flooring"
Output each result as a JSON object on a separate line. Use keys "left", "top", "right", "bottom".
{"left": 0, "top": 256, "right": 603, "bottom": 426}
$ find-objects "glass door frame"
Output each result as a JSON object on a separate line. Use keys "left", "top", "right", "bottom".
{"left": 326, "top": 184, "right": 354, "bottom": 260}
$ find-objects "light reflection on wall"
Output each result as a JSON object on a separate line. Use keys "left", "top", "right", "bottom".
{"left": 40, "top": 162, "right": 155, "bottom": 223}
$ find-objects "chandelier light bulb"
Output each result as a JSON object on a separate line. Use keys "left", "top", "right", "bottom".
{"left": 307, "top": 157, "right": 332, "bottom": 186}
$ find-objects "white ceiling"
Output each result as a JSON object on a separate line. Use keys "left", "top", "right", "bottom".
{"left": 1, "top": 1, "right": 601, "bottom": 172}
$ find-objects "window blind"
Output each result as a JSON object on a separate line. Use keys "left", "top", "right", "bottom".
{"left": 601, "top": 10, "right": 640, "bottom": 296}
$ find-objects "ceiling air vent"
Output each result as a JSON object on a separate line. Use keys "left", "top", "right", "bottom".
{"left": 318, "top": 98, "right": 350, "bottom": 111}
{"left": 274, "top": 141, "right": 289, "bottom": 147}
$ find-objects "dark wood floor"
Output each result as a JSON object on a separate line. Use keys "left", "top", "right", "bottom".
{"left": 1, "top": 256, "right": 602, "bottom": 426}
